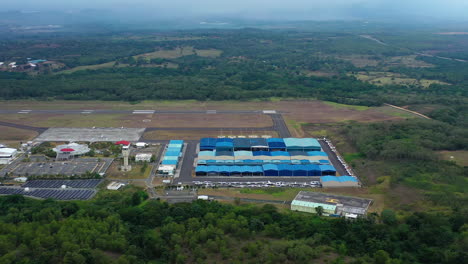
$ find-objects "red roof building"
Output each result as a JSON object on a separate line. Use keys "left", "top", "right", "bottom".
{"left": 115, "top": 140, "right": 130, "bottom": 146}
{"left": 60, "top": 148, "right": 75, "bottom": 152}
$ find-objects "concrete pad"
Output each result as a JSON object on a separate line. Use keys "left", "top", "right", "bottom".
{"left": 35, "top": 128, "right": 145, "bottom": 142}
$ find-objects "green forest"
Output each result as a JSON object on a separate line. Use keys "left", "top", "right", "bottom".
{"left": 0, "top": 188, "right": 466, "bottom": 264}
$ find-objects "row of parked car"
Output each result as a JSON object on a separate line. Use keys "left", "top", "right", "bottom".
{"left": 191, "top": 180, "right": 322, "bottom": 188}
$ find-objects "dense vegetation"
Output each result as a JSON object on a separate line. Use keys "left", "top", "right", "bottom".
{"left": 0, "top": 29, "right": 467, "bottom": 110}
{"left": 0, "top": 189, "right": 466, "bottom": 264}
{"left": 344, "top": 120, "right": 468, "bottom": 208}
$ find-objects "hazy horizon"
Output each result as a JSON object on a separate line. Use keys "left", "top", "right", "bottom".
{"left": 2, "top": 0, "right": 468, "bottom": 22}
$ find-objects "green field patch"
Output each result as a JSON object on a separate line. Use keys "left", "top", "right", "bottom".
{"left": 58, "top": 62, "right": 130, "bottom": 74}
{"left": 343, "top": 152, "right": 365, "bottom": 163}
{"left": 351, "top": 71, "right": 450, "bottom": 88}
{"left": 386, "top": 55, "right": 434, "bottom": 68}
{"left": 135, "top": 46, "right": 222, "bottom": 59}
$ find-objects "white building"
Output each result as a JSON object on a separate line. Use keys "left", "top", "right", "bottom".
{"left": 0, "top": 148, "right": 18, "bottom": 164}
{"left": 158, "top": 165, "right": 175, "bottom": 175}
{"left": 107, "top": 182, "right": 125, "bottom": 190}
{"left": 135, "top": 153, "right": 152, "bottom": 162}
{"left": 135, "top": 142, "right": 148, "bottom": 148}
{"left": 14, "top": 177, "right": 28, "bottom": 183}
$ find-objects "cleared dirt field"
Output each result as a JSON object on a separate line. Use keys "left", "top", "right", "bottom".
{"left": 143, "top": 130, "right": 278, "bottom": 140}
{"left": 148, "top": 113, "right": 272, "bottom": 128}
{"left": 438, "top": 150, "right": 468, "bottom": 166}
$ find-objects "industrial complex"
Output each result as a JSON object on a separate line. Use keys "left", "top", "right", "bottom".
{"left": 0, "top": 108, "right": 369, "bottom": 216}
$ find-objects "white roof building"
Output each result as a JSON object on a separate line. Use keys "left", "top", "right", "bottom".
{"left": 135, "top": 153, "right": 152, "bottom": 162}
{"left": 135, "top": 142, "right": 148, "bottom": 148}
{"left": 107, "top": 182, "right": 125, "bottom": 190}
{"left": 53, "top": 143, "right": 90, "bottom": 155}
{"left": 0, "top": 148, "right": 17, "bottom": 158}
{"left": 0, "top": 148, "right": 18, "bottom": 164}
{"left": 158, "top": 165, "right": 175, "bottom": 175}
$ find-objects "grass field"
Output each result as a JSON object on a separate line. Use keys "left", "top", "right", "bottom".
{"left": 0, "top": 126, "right": 38, "bottom": 147}
{"left": 58, "top": 62, "right": 130, "bottom": 74}
{"left": 106, "top": 161, "right": 152, "bottom": 180}
{"left": 352, "top": 71, "right": 450, "bottom": 88}
{"left": 134, "top": 46, "right": 222, "bottom": 59}
{"left": 438, "top": 150, "right": 468, "bottom": 166}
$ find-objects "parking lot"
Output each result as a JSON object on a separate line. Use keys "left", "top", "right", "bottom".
{"left": 191, "top": 180, "right": 322, "bottom": 188}
{"left": 5, "top": 158, "right": 113, "bottom": 176}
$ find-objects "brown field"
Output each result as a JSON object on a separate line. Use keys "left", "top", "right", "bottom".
{"left": 0, "top": 126, "right": 38, "bottom": 148}
{"left": 143, "top": 130, "right": 278, "bottom": 140}
{"left": 0, "top": 126, "right": 38, "bottom": 145}
{"left": 148, "top": 113, "right": 272, "bottom": 128}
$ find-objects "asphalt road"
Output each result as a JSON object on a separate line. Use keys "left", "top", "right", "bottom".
{"left": 186, "top": 176, "right": 321, "bottom": 184}
{"left": 177, "top": 141, "right": 197, "bottom": 183}
{"left": 209, "top": 195, "right": 291, "bottom": 205}
{"left": 269, "top": 113, "right": 291, "bottom": 137}
{"left": 319, "top": 139, "right": 348, "bottom": 176}
{"left": 145, "top": 127, "right": 275, "bottom": 132}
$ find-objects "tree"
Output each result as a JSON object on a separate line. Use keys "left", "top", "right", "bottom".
{"left": 315, "top": 206, "right": 324, "bottom": 216}
{"left": 381, "top": 209, "right": 397, "bottom": 225}
{"left": 373, "top": 250, "right": 390, "bottom": 264}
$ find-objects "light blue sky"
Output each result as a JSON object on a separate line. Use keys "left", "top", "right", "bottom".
{"left": 3, "top": 0, "right": 468, "bottom": 20}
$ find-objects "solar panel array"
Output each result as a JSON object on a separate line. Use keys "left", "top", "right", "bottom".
{"left": 23, "top": 179, "right": 102, "bottom": 189}
{"left": 0, "top": 187, "right": 96, "bottom": 200}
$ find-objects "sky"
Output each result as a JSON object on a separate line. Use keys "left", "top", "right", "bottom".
{"left": 3, "top": 0, "right": 468, "bottom": 21}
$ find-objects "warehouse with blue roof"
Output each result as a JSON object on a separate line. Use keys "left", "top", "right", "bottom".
{"left": 158, "top": 140, "right": 184, "bottom": 175}
{"left": 194, "top": 137, "right": 337, "bottom": 177}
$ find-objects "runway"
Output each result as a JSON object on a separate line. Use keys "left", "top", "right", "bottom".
{"left": 0, "top": 109, "right": 284, "bottom": 115}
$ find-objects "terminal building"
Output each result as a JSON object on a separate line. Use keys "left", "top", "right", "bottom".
{"left": 0, "top": 147, "right": 18, "bottom": 165}
{"left": 291, "top": 191, "right": 372, "bottom": 219}
{"left": 53, "top": 143, "right": 90, "bottom": 161}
